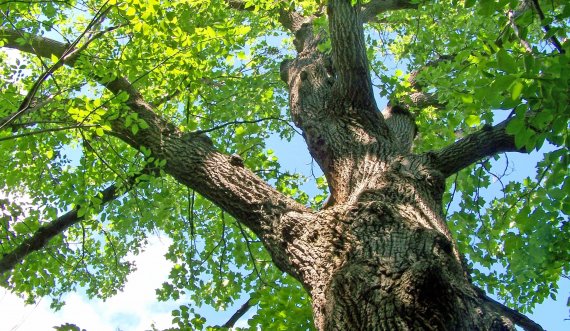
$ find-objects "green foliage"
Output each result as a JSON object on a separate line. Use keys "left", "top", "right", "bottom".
{"left": 447, "top": 149, "right": 569, "bottom": 312}
{"left": 53, "top": 323, "right": 86, "bottom": 331}
{"left": 0, "top": 0, "right": 316, "bottom": 327}
{"left": 0, "top": 0, "right": 568, "bottom": 328}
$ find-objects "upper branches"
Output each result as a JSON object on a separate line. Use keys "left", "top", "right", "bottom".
{"left": 328, "top": 0, "right": 377, "bottom": 112}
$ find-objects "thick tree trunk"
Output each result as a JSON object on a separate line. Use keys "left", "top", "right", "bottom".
{"left": 274, "top": 2, "right": 526, "bottom": 329}
{"left": 312, "top": 183, "right": 512, "bottom": 330}
{"left": 270, "top": 153, "right": 515, "bottom": 330}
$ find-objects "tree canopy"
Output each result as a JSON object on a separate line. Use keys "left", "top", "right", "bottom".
{"left": 0, "top": 0, "right": 568, "bottom": 330}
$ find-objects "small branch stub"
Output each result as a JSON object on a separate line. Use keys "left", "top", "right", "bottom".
{"left": 230, "top": 153, "right": 244, "bottom": 167}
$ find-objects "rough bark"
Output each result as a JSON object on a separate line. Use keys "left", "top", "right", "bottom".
{"left": 0, "top": 1, "right": 543, "bottom": 330}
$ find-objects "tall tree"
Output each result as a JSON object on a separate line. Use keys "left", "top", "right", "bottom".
{"left": 1, "top": 0, "right": 568, "bottom": 330}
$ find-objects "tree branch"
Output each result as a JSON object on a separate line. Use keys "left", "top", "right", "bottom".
{"left": 328, "top": 0, "right": 377, "bottom": 113}
{"left": 430, "top": 118, "right": 526, "bottom": 178}
{"left": 2, "top": 28, "right": 312, "bottom": 279}
{"left": 0, "top": 166, "right": 156, "bottom": 275}
{"left": 399, "top": 54, "right": 454, "bottom": 111}
{"left": 361, "top": 0, "right": 418, "bottom": 23}
{"left": 0, "top": 124, "right": 97, "bottom": 142}
{"left": 0, "top": 95, "right": 55, "bottom": 128}
{"left": 477, "top": 287, "right": 545, "bottom": 331}
{"left": 222, "top": 297, "right": 253, "bottom": 328}
{"left": 505, "top": 9, "right": 533, "bottom": 53}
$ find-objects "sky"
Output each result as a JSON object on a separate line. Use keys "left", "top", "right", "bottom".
{"left": 0, "top": 236, "right": 253, "bottom": 331}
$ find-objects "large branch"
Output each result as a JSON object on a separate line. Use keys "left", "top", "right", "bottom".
{"left": 476, "top": 286, "right": 545, "bottom": 331}
{"left": 328, "top": 0, "right": 377, "bottom": 113}
{"left": 1, "top": 29, "right": 311, "bottom": 277}
{"left": 361, "top": 0, "right": 418, "bottom": 23}
{"left": 430, "top": 118, "right": 525, "bottom": 178}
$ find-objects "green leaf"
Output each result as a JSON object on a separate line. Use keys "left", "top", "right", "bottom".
{"left": 465, "top": 115, "right": 481, "bottom": 127}
{"left": 510, "top": 80, "right": 524, "bottom": 100}
{"left": 235, "top": 126, "right": 245, "bottom": 136}
{"left": 138, "top": 119, "right": 149, "bottom": 129}
{"left": 464, "top": 0, "right": 476, "bottom": 8}
{"left": 496, "top": 49, "right": 517, "bottom": 74}
{"left": 461, "top": 94, "right": 474, "bottom": 104}
{"left": 514, "top": 130, "right": 529, "bottom": 149}
{"left": 491, "top": 75, "right": 514, "bottom": 92}
{"left": 506, "top": 118, "right": 523, "bottom": 135}
{"left": 126, "top": 7, "right": 136, "bottom": 17}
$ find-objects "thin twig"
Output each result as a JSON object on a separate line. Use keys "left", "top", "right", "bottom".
{"left": 235, "top": 221, "right": 270, "bottom": 287}
{"left": 0, "top": 124, "right": 98, "bottom": 142}
{"left": 530, "top": 0, "right": 565, "bottom": 53}
{"left": 445, "top": 172, "right": 459, "bottom": 218}
{"left": 0, "top": 1, "right": 113, "bottom": 130}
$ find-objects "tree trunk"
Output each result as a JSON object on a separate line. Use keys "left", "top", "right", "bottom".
{"left": 265, "top": 149, "right": 514, "bottom": 330}
{"left": 273, "top": 2, "right": 524, "bottom": 329}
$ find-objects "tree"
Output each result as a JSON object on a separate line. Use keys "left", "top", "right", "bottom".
{"left": 0, "top": 0, "right": 568, "bottom": 329}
